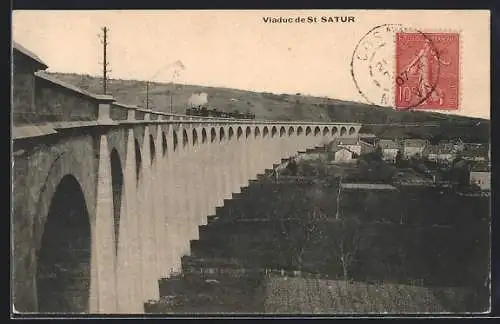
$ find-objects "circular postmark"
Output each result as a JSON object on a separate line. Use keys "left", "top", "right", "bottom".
{"left": 350, "top": 24, "right": 442, "bottom": 110}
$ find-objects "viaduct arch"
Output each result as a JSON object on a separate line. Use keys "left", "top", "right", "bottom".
{"left": 36, "top": 174, "right": 91, "bottom": 313}
{"left": 110, "top": 149, "right": 123, "bottom": 258}
{"left": 12, "top": 42, "right": 363, "bottom": 314}
{"left": 14, "top": 120, "right": 362, "bottom": 314}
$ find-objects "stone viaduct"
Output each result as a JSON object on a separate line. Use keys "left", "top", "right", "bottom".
{"left": 11, "top": 42, "right": 361, "bottom": 314}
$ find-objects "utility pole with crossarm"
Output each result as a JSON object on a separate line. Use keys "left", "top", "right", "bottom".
{"left": 99, "top": 27, "right": 112, "bottom": 95}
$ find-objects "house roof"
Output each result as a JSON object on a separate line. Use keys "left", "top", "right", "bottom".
{"left": 341, "top": 183, "right": 397, "bottom": 190}
{"left": 13, "top": 41, "right": 48, "bottom": 69}
{"left": 463, "top": 142, "right": 488, "bottom": 149}
{"left": 337, "top": 138, "right": 359, "bottom": 146}
{"left": 335, "top": 147, "right": 356, "bottom": 155}
{"left": 359, "top": 133, "right": 376, "bottom": 138}
{"left": 423, "top": 144, "right": 455, "bottom": 155}
{"left": 329, "top": 138, "right": 359, "bottom": 146}
{"left": 327, "top": 138, "right": 359, "bottom": 151}
{"left": 359, "top": 139, "right": 375, "bottom": 148}
{"left": 402, "top": 139, "right": 428, "bottom": 147}
{"left": 378, "top": 139, "right": 398, "bottom": 149}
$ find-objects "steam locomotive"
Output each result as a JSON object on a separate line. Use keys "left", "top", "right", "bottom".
{"left": 185, "top": 105, "right": 255, "bottom": 120}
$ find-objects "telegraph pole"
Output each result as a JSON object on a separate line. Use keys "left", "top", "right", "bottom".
{"left": 99, "top": 27, "right": 111, "bottom": 95}
{"left": 146, "top": 81, "right": 150, "bottom": 110}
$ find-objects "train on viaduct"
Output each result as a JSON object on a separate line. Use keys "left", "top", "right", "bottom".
{"left": 11, "top": 41, "right": 361, "bottom": 314}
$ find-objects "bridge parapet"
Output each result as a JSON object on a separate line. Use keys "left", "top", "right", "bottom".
{"left": 110, "top": 102, "right": 133, "bottom": 121}
{"left": 84, "top": 91, "right": 364, "bottom": 133}
{"left": 16, "top": 75, "right": 362, "bottom": 134}
{"left": 15, "top": 72, "right": 107, "bottom": 126}
{"left": 13, "top": 42, "right": 362, "bottom": 141}
{"left": 12, "top": 41, "right": 369, "bottom": 315}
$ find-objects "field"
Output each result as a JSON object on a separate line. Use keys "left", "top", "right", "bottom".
{"left": 263, "top": 276, "right": 480, "bottom": 314}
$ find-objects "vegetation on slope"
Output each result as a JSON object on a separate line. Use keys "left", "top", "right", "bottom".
{"left": 48, "top": 72, "right": 489, "bottom": 142}
{"left": 263, "top": 276, "right": 480, "bottom": 313}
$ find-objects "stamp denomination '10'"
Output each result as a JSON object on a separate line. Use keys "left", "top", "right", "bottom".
{"left": 395, "top": 32, "right": 460, "bottom": 110}
{"left": 351, "top": 24, "right": 460, "bottom": 111}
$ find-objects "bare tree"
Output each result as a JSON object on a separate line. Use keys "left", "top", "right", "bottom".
{"left": 297, "top": 207, "right": 328, "bottom": 270}
{"left": 400, "top": 203, "right": 407, "bottom": 225}
{"left": 335, "top": 175, "right": 342, "bottom": 220}
{"left": 333, "top": 216, "right": 361, "bottom": 281}
{"left": 278, "top": 205, "right": 328, "bottom": 271}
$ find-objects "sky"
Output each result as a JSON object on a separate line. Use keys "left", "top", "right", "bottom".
{"left": 12, "top": 10, "right": 490, "bottom": 119}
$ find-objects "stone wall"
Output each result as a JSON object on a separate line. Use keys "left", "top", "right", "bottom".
{"left": 110, "top": 104, "right": 129, "bottom": 121}
{"left": 33, "top": 77, "right": 99, "bottom": 124}
{"left": 12, "top": 56, "right": 36, "bottom": 126}
{"left": 12, "top": 120, "right": 360, "bottom": 313}
{"left": 135, "top": 110, "right": 145, "bottom": 120}
{"left": 12, "top": 134, "right": 97, "bottom": 312}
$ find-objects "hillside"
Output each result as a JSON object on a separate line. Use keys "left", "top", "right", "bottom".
{"left": 264, "top": 277, "right": 479, "bottom": 314}
{"left": 48, "top": 73, "right": 490, "bottom": 142}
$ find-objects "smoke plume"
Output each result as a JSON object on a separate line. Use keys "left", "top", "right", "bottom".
{"left": 188, "top": 92, "right": 208, "bottom": 107}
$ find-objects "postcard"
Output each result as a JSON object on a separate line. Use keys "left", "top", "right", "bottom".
{"left": 11, "top": 9, "right": 491, "bottom": 316}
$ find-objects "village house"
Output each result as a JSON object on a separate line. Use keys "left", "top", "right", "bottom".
{"left": 423, "top": 143, "right": 456, "bottom": 164}
{"left": 334, "top": 147, "right": 357, "bottom": 162}
{"left": 336, "top": 138, "right": 361, "bottom": 156}
{"left": 459, "top": 144, "right": 489, "bottom": 162}
{"left": 401, "top": 139, "right": 428, "bottom": 159}
{"left": 436, "top": 139, "right": 465, "bottom": 153}
{"left": 327, "top": 138, "right": 361, "bottom": 163}
{"left": 359, "top": 139, "right": 376, "bottom": 155}
{"left": 358, "top": 133, "right": 377, "bottom": 145}
{"left": 469, "top": 161, "right": 491, "bottom": 191}
{"left": 378, "top": 139, "right": 399, "bottom": 164}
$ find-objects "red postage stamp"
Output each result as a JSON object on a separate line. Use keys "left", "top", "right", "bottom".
{"left": 395, "top": 32, "right": 460, "bottom": 110}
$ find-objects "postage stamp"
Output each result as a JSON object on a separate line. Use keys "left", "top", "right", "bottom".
{"left": 350, "top": 24, "right": 461, "bottom": 111}
{"left": 395, "top": 32, "right": 460, "bottom": 110}
{"left": 11, "top": 10, "right": 490, "bottom": 317}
